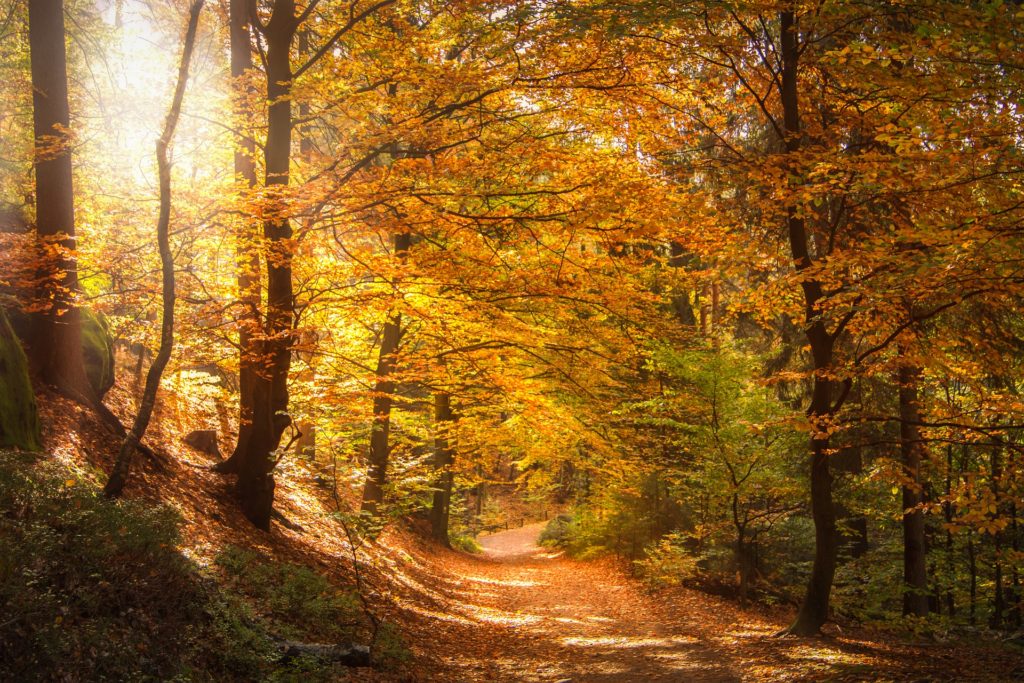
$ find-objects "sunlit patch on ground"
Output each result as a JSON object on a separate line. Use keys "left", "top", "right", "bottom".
{"left": 560, "top": 635, "right": 701, "bottom": 649}
{"left": 461, "top": 574, "right": 540, "bottom": 588}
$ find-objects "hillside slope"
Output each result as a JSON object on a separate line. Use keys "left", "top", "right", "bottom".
{"left": 6, "top": 379, "right": 1022, "bottom": 681}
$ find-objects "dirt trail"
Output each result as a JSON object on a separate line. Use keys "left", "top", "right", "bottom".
{"left": 385, "top": 523, "right": 1024, "bottom": 682}
{"left": 470, "top": 523, "right": 736, "bottom": 681}
{"left": 390, "top": 523, "right": 746, "bottom": 681}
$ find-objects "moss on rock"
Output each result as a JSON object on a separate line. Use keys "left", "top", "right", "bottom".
{"left": 80, "top": 308, "right": 115, "bottom": 397}
{"left": 0, "top": 308, "right": 41, "bottom": 451}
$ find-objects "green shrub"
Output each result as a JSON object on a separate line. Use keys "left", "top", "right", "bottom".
{"left": 0, "top": 451, "right": 403, "bottom": 681}
{"left": 215, "top": 545, "right": 362, "bottom": 641}
{"left": 539, "top": 514, "right": 574, "bottom": 547}
{"left": 634, "top": 532, "right": 700, "bottom": 590}
{"left": 0, "top": 451, "right": 204, "bottom": 679}
{"left": 449, "top": 533, "right": 483, "bottom": 554}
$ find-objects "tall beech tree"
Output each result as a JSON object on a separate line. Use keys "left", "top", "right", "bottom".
{"left": 226, "top": 0, "right": 262, "bottom": 471}
{"left": 216, "top": 0, "right": 396, "bottom": 530}
{"left": 27, "top": 0, "right": 91, "bottom": 397}
{"left": 360, "top": 232, "right": 408, "bottom": 514}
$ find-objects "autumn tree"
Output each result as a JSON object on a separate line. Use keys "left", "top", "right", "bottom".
{"left": 27, "top": 0, "right": 92, "bottom": 398}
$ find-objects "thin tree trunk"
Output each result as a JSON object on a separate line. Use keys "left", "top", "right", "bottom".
{"left": 991, "top": 442, "right": 1005, "bottom": 629}
{"left": 968, "top": 528, "right": 977, "bottom": 625}
{"left": 778, "top": 8, "right": 839, "bottom": 636}
{"left": 27, "top": 0, "right": 91, "bottom": 397}
{"left": 105, "top": 1, "right": 203, "bottom": 496}
{"left": 944, "top": 444, "right": 956, "bottom": 616}
{"left": 899, "top": 357, "right": 929, "bottom": 616}
{"left": 360, "top": 232, "right": 410, "bottom": 514}
{"left": 430, "top": 390, "right": 455, "bottom": 545}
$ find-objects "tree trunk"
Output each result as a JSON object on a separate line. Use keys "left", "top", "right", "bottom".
{"left": 215, "top": 0, "right": 262, "bottom": 475}
{"left": 991, "top": 442, "right": 1005, "bottom": 629}
{"left": 899, "top": 358, "right": 929, "bottom": 616}
{"left": 105, "top": 1, "right": 203, "bottom": 497}
{"left": 778, "top": 9, "right": 839, "bottom": 636}
{"left": 430, "top": 391, "right": 455, "bottom": 545}
{"left": 360, "top": 232, "right": 410, "bottom": 514}
{"left": 968, "top": 528, "right": 977, "bottom": 625}
{"left": 27, "top": 0, "right": 91, "bottom": 397}
{"left": 943, "top": 444, "right": 956, "bottom": 616}
{"left": 234, "top": 1, "right": 298, "bottom": 530}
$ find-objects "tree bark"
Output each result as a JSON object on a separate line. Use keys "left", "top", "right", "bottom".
{"left": 233, "top": 0, "right": 299, "bottom": 530}
{"left": 27, "top": 0, "right": 92, "bottom": 397}
{"left": 991, "top": 441, "right": 1006, "bottom": 629}
{"left": 778, "top": 8, "right": 839, "bottom": 636}
{"left": 898, "top": 357, "right": 929, "bottom": 616}
{"left": 215, "top": 0, "right": 263, "bottom": 475}
{"left": 105, "top": 1, "right": 203, "bottom": 497}
{"left": 430, "top": 391, "right": 455, "bottom": 545}
{"left": 360, "top": 232, "right": 410, "bottom": 514}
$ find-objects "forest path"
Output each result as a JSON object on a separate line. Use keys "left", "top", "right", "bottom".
{"left": 391, "top": 523, "right": 1015, "bottom": 682}
{"left": 396, "top": 522, "right": 743, "bottom": 682}
{"left": 470, "top": 523, "right": 737, "bottom": 681}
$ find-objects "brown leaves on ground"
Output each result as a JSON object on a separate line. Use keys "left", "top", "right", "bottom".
{"left": 380, "top": 524, "right": 1024, "bottom": 682}
{"left": 36, "top": 379, "right": 1024, "bottom": 682}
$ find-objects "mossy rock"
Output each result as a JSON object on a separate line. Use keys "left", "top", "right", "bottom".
{"left": 81, "top": 308, "right": 115, "bottom": 397}
{"left": 0, "top": 307, "right": 42, "bottom": 450}
{"left": 1, "top": 304, "right": 115, "bottom": 398}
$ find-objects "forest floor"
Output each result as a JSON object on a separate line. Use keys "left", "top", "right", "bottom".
{"left": 32, "top": 375, "right": 1024, "bottom": 682}
{"left": 391, "top": 523, "right": 1024, "bottom": 682}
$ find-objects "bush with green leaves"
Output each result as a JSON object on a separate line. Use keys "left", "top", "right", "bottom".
{"left": 449, "top": 533, "right": 483, "bottom": 554}
{"left": 539, "top": 514, "right": 574, "bottom": 547}
{"left": 0, "top": 451, "right": 401, "bottom": 681}
{"left": 215, "top": 545, "right": 362, "bottom": 642}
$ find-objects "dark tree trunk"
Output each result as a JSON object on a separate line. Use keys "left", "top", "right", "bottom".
{"left": 234, "top": 1, "right": 298, "bottom": 530}
{"left": 104, "top": 1, "right": 203, "bottom": 496}
{"left": 430, "top": 391, "right": 455, "bottom": 545}
{"left": 360, "top": 232, "right": 410, "bottom": 514}
{"left": 899, "top": 359, "right": 929, "bottom": 616}
{"left": 27, "top": 0, "right": 91, "bottom": 397}
{"left": 733, "top": 496, "right": 751, "bottom": 603}
{"left": 778, "top": 9, "right": 839, "bottom": 636}
{"left": 943, "top": 444, "right": 956, "bottom": 616}
{"left": 216, "top": 0, "right": 263, "bottom": 475}
{"left": 667, "top": 241, "right": 697, "bottom": 326}
{"left": 991, "top": 443, "right": 1005, "bottom": 629}
{"left": 968, "top": 528, "right": 977, "bottom": 625}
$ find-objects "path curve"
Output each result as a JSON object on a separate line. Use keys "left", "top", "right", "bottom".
{"left": 383, "top": 521, "right": 1024, "bottom": 682}
{"left": 392, "top": 522, "right": 741, "bottom": 681}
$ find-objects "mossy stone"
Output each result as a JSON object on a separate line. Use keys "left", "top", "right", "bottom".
{"left": 0, "top": 307, "right": 42, "bottom": 450}
{"left": 80, "top": 308, "right": 115, "bottom": 397}
{"left": 1, "top": 302, "right": 114, "bottom": 397}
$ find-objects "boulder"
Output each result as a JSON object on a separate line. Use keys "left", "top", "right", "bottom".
{"left": 2, "top": 304, "right": 115, "bottom": 399}
{"left": 183, "top": 429, "right": 220, "bottom": 457}
{"left": 0, "top": 307, "right": 41, "bottom": 450}
{"left": 80, "top": 308, "right": 115, "bottom": 398}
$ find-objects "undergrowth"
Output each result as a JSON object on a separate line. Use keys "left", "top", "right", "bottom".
{"left": 449, "top": 533, "right": 483, "bottom": 554}
{"left": 0, "top": 451, "right": 403, "bottom": 681}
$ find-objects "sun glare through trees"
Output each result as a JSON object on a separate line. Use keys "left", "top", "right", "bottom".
{"left": 1, "top": 0, "right": 1024, "bottom": 680}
